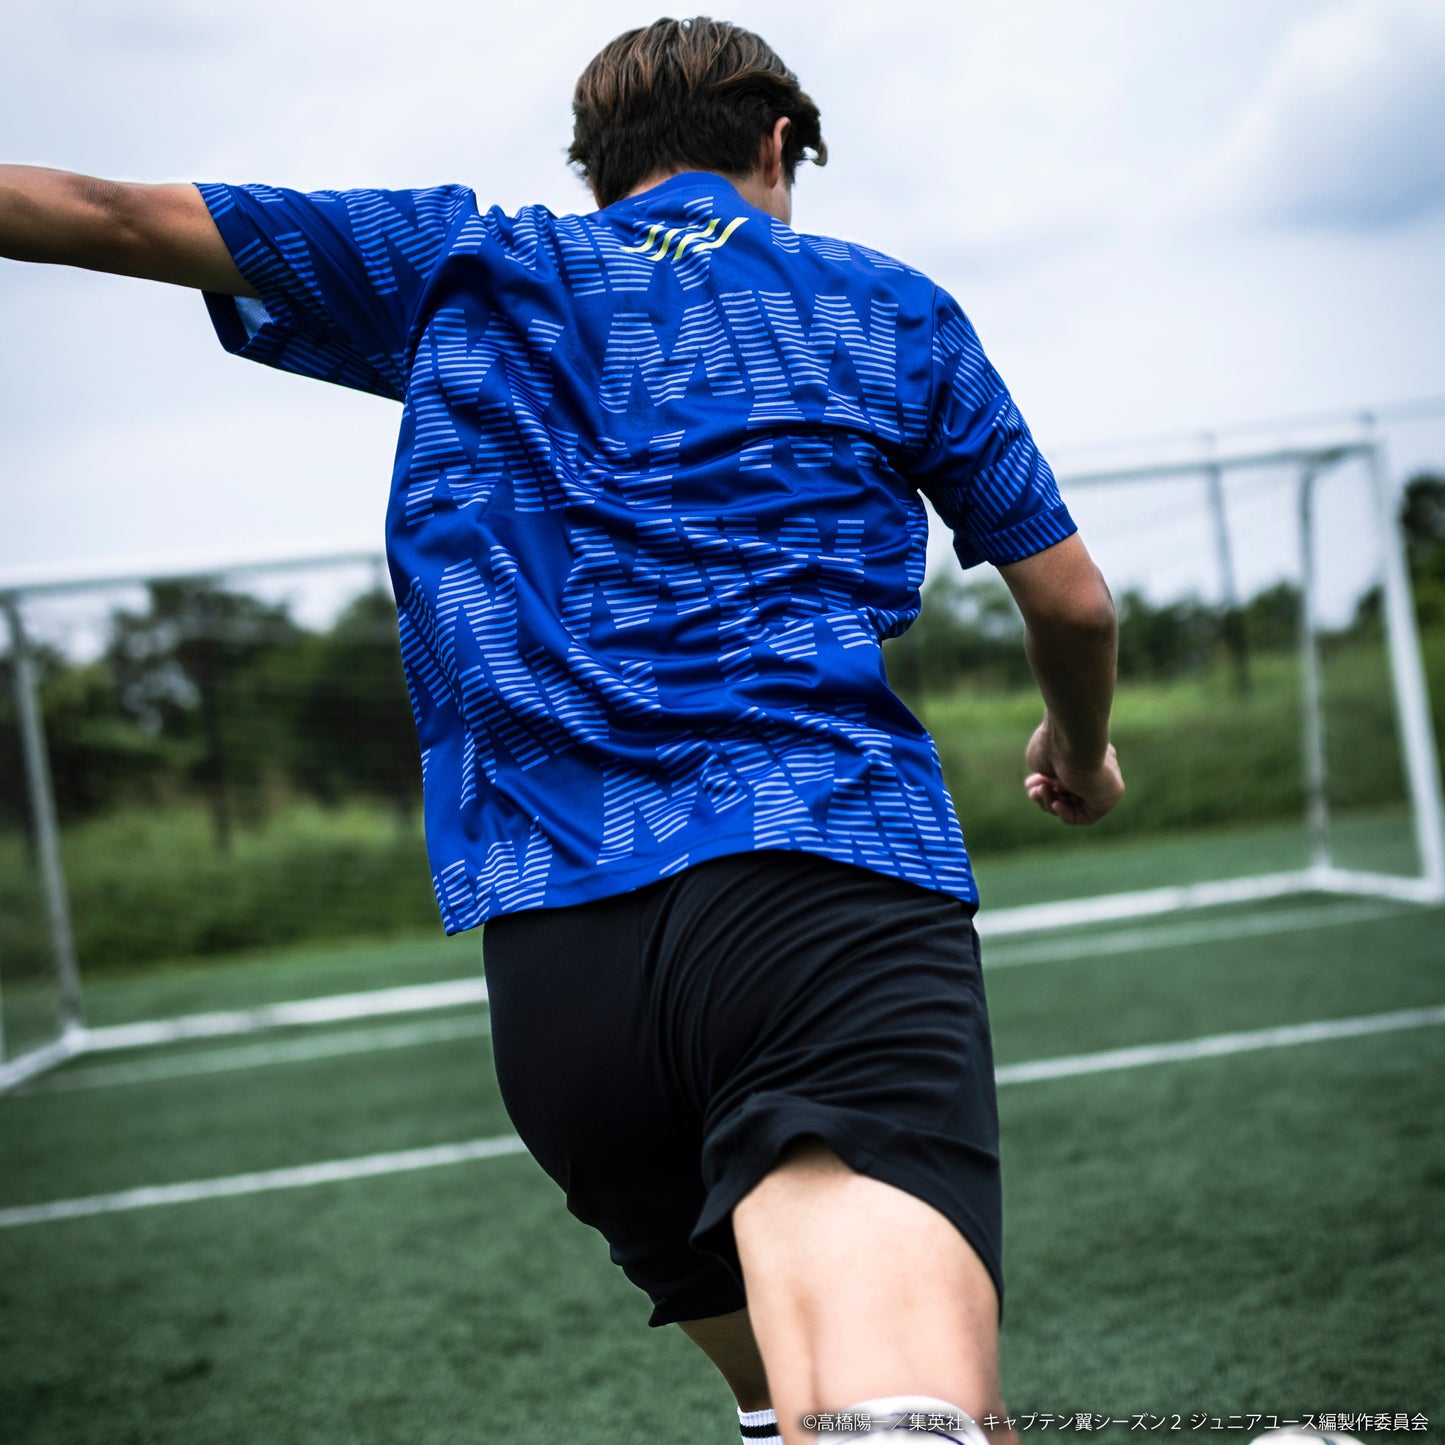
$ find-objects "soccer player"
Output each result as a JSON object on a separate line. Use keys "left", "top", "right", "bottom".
{"left": 1, "top": 17, "right": 1123, "bottom": 1445}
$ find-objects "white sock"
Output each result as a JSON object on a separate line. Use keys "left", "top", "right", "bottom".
{"left": 738, "top": 1405, "right": 780, "bottom": 1443}
{"left": 822, "top": 1396, "right": 989, "bottom": 1445}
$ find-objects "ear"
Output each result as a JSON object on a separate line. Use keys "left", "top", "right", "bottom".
{"left": 763, "top": 116, "right": 791, "bottom": 187}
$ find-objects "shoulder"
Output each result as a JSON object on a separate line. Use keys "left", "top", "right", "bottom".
{"left": 791, "top": 228, "right": 930, "bottom": 281}
{"left": 455, "top": 197, "right": 597, "bottom": 272}
{"left": 256, "top": 183, "right": 479, "bottom": 227}
{"left": 773, "top": 225, "right": 943, "bottom": 318}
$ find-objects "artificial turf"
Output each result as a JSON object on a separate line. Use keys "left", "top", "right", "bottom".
{"left": 0, "top": 856, "right": 1440, "bottom": 1443}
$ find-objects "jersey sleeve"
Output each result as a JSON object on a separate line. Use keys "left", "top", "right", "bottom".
{"left": 196, "top": 182, "right": 475, "bottom": 401}
{"left": 910, "top": 287, "right": 1076, "bottom": 570}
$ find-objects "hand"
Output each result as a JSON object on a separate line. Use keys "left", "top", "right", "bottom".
{"left": 1024, "top": 717, "right": 1124, "bottom": 826}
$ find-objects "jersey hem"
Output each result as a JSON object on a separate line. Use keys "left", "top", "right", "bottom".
{"left": 439, "top": 834, "right": 980, "bottom": 936}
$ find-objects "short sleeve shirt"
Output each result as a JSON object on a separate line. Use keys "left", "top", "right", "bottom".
{"left": 199, "top": 173, "right": 1075, "bottom": 930}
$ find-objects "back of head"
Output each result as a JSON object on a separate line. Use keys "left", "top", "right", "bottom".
{"left": 569, "top": 16, "right": 827, "bottom": 209}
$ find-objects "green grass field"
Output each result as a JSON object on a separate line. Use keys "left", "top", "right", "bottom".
{"left": 1, "top": 826, "right": 1441, "bottom": 1445}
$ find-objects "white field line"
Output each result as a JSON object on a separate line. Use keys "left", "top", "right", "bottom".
{"left": 994, "top": 1003, "right": 1445, "bottom": 1085}
{"left": 0, "top": 1136, "right": 531, "bottom": 1229}
{"left": 3, "top": 1003, "right": 1442, "bottom": 1231}
{"left": 977, "top": 869, "right": 1319, "bottom": 936}
{"left": 81, "top": 977, "right": 489, "bottom": 1052}
{"left": 22, "top": 1014, "right": 491, "bottom": 1095}
{"left": 983, "top": 898, "right": 1410, "bottom": 969}
{"left": 978, "top": 867, "right": 1444, "bottom": 937}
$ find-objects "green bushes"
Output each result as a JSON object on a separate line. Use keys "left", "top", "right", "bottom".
{"left": 0, "top": 803, "right": 438, "bottom": 974}
{"left": 926, "top": 642, "right": 1422, "bottom": 854}
{"left": 2, "top": 632, "right": 1438, "bottom": 976}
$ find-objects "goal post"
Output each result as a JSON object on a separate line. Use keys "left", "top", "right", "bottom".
{"left": 1367, "top": 443, "right": 1445, "bottom": 899}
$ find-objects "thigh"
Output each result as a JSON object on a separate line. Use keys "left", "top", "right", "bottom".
{"left": 482, "top": 889, "right": 746, "bottom": 1325}
{"left": 657, "top": 853, "right": 1002, "bottom": 1317}
{"left": 733, "top": 1138, "right": 1005, "bottom": 1434}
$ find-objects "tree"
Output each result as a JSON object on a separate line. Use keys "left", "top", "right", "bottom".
{"left": 883, "top": 571, "right": 1032, "bottom": 706}
{"left": 1, "top": 639, "right": 175, "bottom": 833}
{"left": 1114, "top": 590, "right": 1221, "bottom": 681}
{"left": 1240, "top": 581, "right": 1302, "bottom": 654}
{"left": 1400, "top": 472, "right": 1445, "bottom": 629}
{"left": 289, "top": 590, "right": 419, "bottom": 819}
{"left": 105, "top": 581, "right": 300, "bottom": 850}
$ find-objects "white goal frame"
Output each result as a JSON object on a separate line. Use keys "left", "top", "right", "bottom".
{"left": 2, "top": 441, "right": 1442, "bottom": 1091}
{"left": 981, "top": 439, "right": 1445, "bottom": 937}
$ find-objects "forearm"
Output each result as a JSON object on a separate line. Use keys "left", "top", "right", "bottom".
{"left": 1000, "top": 534, "right": 1118, "bottom": 766}
{"left": 999, "top": 535, "right": 1122, "bottom": 823}
{"left": 0, "top": 165, "right": 254, "bottom": 293}
{"left": 1024, "top": 606, "right": 1117, "bottom": 768}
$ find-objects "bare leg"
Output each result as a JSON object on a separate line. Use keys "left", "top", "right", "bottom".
{"left": 732, "top": 1139, "right": 1017, "bottom": 1445}
{"left": 677, "top": 1307, "right": 772, "bottom": 1412}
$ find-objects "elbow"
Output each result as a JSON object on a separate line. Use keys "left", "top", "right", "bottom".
{"left": 52, "top": 174, "right": 155, "bottom": 274}
{"left": 1035, "top": 574, "right": 1117, "bottom": 645}
{"left": 77, "top": 177, "right": 142, "bottom": 260}
{"left": 1075, "top": 583, "right": 1118, "bottom": 644}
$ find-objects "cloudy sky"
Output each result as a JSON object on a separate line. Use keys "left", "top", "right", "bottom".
{"left": 2, "top": 0, "right": 1444, "bottom": 618}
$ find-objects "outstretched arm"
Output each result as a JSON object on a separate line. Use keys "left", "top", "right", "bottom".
{"left": 999, "top": 533, "right": 1124, "bottom": 825}
{"left": 0, "top": 165, "right": 254, "bottom": 295}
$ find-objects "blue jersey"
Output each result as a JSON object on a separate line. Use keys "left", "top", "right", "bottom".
{"left": 199, "top": 172, "right": 1075, "bottom": 932}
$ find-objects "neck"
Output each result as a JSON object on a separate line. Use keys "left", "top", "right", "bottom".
{"left": 619, "top": 167, "right": 791, "bottom": 225}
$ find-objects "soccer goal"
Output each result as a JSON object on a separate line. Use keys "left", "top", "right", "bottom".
{"left": 0, "top": 542, "right": 405, "bottom": 1092}
{"left": 974, "top": 439, "right": 1445, "bottom": 937}
{"left": 1, "top": 440, "right": 1441, "bottom": 1091}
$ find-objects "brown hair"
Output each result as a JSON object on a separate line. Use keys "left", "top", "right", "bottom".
{"left": 569, "top": 17, "right": 827, "bottom": 209}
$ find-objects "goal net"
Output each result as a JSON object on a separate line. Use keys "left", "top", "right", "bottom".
{"left": 2, "top": 441, "right": 1441, "bottom": 1089}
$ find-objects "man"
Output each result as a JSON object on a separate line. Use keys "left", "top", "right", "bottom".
{"left": 1, "top": 16, "right": 1122, "bottom": 1444}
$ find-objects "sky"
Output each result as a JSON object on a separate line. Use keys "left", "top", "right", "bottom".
{"left": 2, "top": 0, "right": 1444, "bottom": 629}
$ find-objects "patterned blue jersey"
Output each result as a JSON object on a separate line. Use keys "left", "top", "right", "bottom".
{"left": 199, "top": 172, "right": 1075, "bottom": 932}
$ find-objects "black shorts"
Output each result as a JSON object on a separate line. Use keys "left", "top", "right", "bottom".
{"left": 481, "top": 850, "right": 1002, "bottom": 1327}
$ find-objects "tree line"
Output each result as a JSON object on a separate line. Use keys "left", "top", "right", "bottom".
{"left": 0, "top": 585, "right": 418, "bottom": 844}
{"left": 884, "top": 473, "right": 1445, "bottom": 706}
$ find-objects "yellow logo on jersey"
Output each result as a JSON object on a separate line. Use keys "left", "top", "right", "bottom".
{"left": 620, "top": 216, "right": 748, "bottom": 262}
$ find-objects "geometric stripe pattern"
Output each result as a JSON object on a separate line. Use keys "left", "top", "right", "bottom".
{"left": 199, "top": 172, "right": 1075, "bottom": 932}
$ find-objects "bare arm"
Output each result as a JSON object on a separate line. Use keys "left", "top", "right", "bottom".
{"left": 999, "top": 533, "right": 1125, "bottom": 825}
{"left": 0, "top": 165, "right": 255, "bottom": 295}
